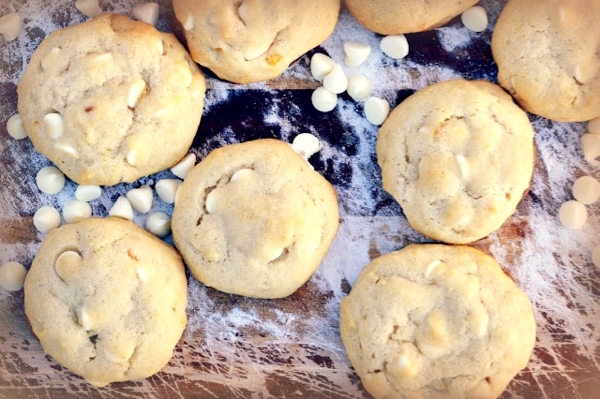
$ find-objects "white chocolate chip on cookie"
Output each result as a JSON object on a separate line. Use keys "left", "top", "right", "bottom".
{"left": 54, "top": 251, "right": 83, "bottom": 282}
{"left": 53, "top": 143, "right": 79, "bottom": 158}
{"left": 7, "top": 113, "right": 27, "bottom": 140}
{"left": 43, "top": 113, "right": 64, "bottom": 139}
{"left": 127, "top": 78, "right": 147, "bottom": 109}
{"left": 230, "top": 168, "right": 255, "bottom": 184}
{"left": 33, "top": 206, "right": 61, "bottom": 233}
{"left": 77, "top": 305, "right": 94, "bottom": 331}
{"left": 181, "top": 13, "right": 194, "bottom": 31}
{"left": 0, "top": 262, "right": 26, "bottom": 291}
{"left": 36, "top": 166, "right": 66, "bottom": 195}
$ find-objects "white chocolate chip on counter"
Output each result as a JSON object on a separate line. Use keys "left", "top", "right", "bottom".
{"left": 0, "top": 13, "right": 22, "bottom": 42}
{"left": 292, "top": 133, "right": 321, "bottom": 160}
{"left": 559, "top": 200, "right": 587, "bottom": 229}
{"left": 33, "top": 206, "right": 61, "bottom": 233}
{"left": 323, "top": 64, "right": 348, "bottom": 94}
{"left": 7, "top": 114, "right": 27, "bottom": 140}
{"left": 380, "top": 35, "right": 409, "bottom": 59}
{"left": 181, "top": 13, "right": 194, "bottom": 31}
{"left": 572, "top": 176, "right": 600, "bottom": 205}
{"left": 461, "top": 6, "right": 488, "bottom": 32}
{"left": 589, "top": 118, "right": 600, "bottom": 135}
{"left": 109, "top": 196, "right": 134, "bottom": 220}
{"left": 0, "top": 262, "right": 26, "bottom": 291}
{"left": 156, "top": 179, "right": 182, "bottom": 204}
{"left": 36, "top": 166, "right": 66, "bottom": 195}
{"left": 582, "top": 134, "right": 600, "bottom": 166}
{"left": 127, "top": 78, "right": 147, "bottom": 109}
{"left": 171, "top": 153, "right": 196, "bottom": 179}
{"left": 75, "top": 0, "right": 102, "bottom": 18}
{"left": 347, "top": 75, "right": 372, "bottom": 101}
{"left": 75, "top": 185, "right": 101, "bottom": 202}
{"left": 592, "top": 245, "right": 600, "bottom": 268}
{"left": 133, "top": 2, "right": 159, "bottom": 26}
{"left": 126, "top": 185, "right": 153, "bottom": 213}
{"left": 364, "top": 97, "right": 390, "bottom": 125}
{"left": 344, "top": 41, "right": 371, "bottom": 67}
{"left": 43, "top": 113, "right": 64, "bottom": 139}
{"left": 310, "top": 53, "right": 336, "bottom": 82}
{"left": 53, "top": 143, "right": 79, "bottom": 158}
{"left": 145, "top": 212, "right": 171, "bottom": 238}
{"left": 54, "top": 251, "right": 83, "bottom": 282}
{"left": 311, "top": 87, "right": 337, "bottom": 112}
{"left": 62, "top": 200, "right": 92, "bottom": 224}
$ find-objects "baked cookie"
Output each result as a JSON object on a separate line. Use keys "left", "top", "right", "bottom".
{"left": 172, "top": 139, "right": 339, "bottom": 298}
{"left": 172, "top": 0, "right": 340, "bottom": 83}
{"left": 492, "top": 0, "right": 600, "bottom": 122}
{"left": 377, "top": 79, "right": 535, "bottom": 244}
{"left": 24, "top": 217, "right": 188, "bottom": 387}
{"left": 340, "top": 244, "right": 536, "bottom": 399}
{"left": 17, "top": 14, "right": 206, "bottom": 186}
{"left": 345, "top": 0, "right": 478, "bottom": 35}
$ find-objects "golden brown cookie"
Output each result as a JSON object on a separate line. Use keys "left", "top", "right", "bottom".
{"left": 172, "top": 139, "right": 339, "bottom": 298}
{"left": 340, "top": 244, "right": 536, "bottom": 399}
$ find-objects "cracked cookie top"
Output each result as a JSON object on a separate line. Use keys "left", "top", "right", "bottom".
{"left": 492, "top": 0, "right": 600, "bottom": 122}
{"left": 17, "top": 14, "right": 206, "bottom": 185}
{"left": 172, "top": 0, "right": 340, "bottom": 84}
{"left": 376, "top": 79, "right": 535, "bottom": 244}
{"left": 24, "top": 217, "right": 188, "bottom": 387}
{"left": 172, "top": 139, "right": 339, "bottom": 299}
{"left": 340, "top": 244, "right": 536, "bottom": 399}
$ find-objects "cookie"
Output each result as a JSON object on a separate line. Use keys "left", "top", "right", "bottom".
{"left": 340, "top": 244, "right": 536, "bottom": 399}
{"left": 172, "top": 0, "right": 340, "bottom": 84}
{"left": 172, "top": 139, "right": 339, "bottom": 298}
{"left": 492, "top": 0, "right": 600, "bottom": 122}
{"left": 377, "top": 79, "right": 535, "bottom": 244}
{"left": 17, "top": 14, "right": 206, "bottom": 186}
{"left": 23, "top": 217, "right": 188, "bottom": 387}
{"left": 345, "top": 0, "right": 478, "bottom": 35}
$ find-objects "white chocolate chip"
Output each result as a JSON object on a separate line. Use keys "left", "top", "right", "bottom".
{"left": 126, "top": 150, "right": 136, "bottom": 166}
{"left": 311, "top": 87, "right": 338, "bottom": 112}
{"left": 424, "top": 260, "right": 442, "bottom": 279}
{"left": 75, "top": 185, "right": 101, "bottom": 202}
{"left": 102, "top": 347, "right": 127, "bottom": 364}
{"left": 43, "top": 113, "right": 64, "bottom": 139}
{"left": 109, "top": 196, "right": 134, "bottom": 220}
{"left": 62, "top": 200, "right": 92, "bottom": 224}
{"left": 127, "top": 78, "right": 146, "bottom": 109}
{"left": 54, "top": 251, "right": 82, "bottom": 281}
{"left": 205, "top": 190, "right": 218, "bottom": 213}
{"left": 266, "top": 247, "right": 284, "bottom": 263}
{"left": 182, "top": 13, "right": 194, "bottom": 31}
{"left": 53, "top": 143, "right": 79, "bottom": 158}
{"left": 94, "top": 52, "right": 112, "bottom": 63}
{"left": 135, "top": 266, "right": 148, "bottom": 282}
{"left": 592, "top": 245, "right": 600, "bottom": 268}
{"left": 572, "top": 176, "right": 600, "bottom": 205}
{"left": 36, "top": 166, "right": 65, "bottom": 195}
{"left": 388, "top": 354, "right": 415, "bottom": 380}
{"left": 588, "top": 118, "right": 600, "bottom": 135}
{"left": 230, "top": 168, "right": 254, "bottom": 183}
{"left": 323, "top": 64, "right": 348, "bottom": 94}
{"left": 461, "top": 6, "right": 488, "bottom": 32}
{"left": 171, "top": 153, "right": 196, "bottom": 179}
{"left": 582, "top": 134, "right": 600, "bottom": 166}
{"left": 364, "top": 97, "right": 390, "bottom": 125}
{"left": 7, "top": 113, "right": 27, "bottom": 140}
{"left": 292, "top": 133, "right": 321, "bottom": 160}
{"left": 41, "top": 47, "right": 62, "bottom": 70}
{"left": 455, "top": 155, "right": 470, "bottom": 179}
{"left": 33, "top": 206, "right": 61, "bottom": 233}
{"left": 157, "top": 38, "right": 164, "bottom": 55}
{"left": 156, "top": 179, "right": 182, "bottom": 204}
{"left": 344, "top": 41, "right": 371, "bottom": 67}
{"left": 75, "top": 0, "right": 102, "bottom": 18}
{"left": 133, "top": 2, "right": 159, "bottom": 26}
{"left": 77, "top": 306, "right": 93, "bottom": 331}
{"left": 0, "top": 13, "right": 21, "bottom": 42}
{"left": 380, "top": 35, "right": 409, "bottom": 59}
{"left": 310, "top": 53, "right": 336, "bottom": 82}
{"left": 347, "top": 75, "right": 372, "bottom": 101}
{"left": 126, "top": 185, "right": 153, "bottom": 213}
{"left": 0, "top": 262, "right": 26, "bottom": 291}
{"left": 145, "top": 212, "right": 171, "bottom": 237}
{"left": 558, "top": 200, "right": 587, "bottom": 229}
